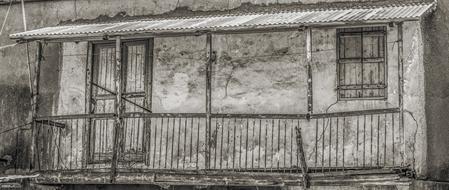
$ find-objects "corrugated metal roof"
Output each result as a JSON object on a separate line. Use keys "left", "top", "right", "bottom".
{"left": 10, "top": 2, "right": 435, "bottom": 40}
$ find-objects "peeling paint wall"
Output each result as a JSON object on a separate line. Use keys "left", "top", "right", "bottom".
{"left": 402, "top": 21, "right": 427, "bottom": 177}
{"left": 212, "top": 31, "right": 307, "bottom": 114}
{"left": 55, "top": 42, "right": 87, "bottom": 115}
{"left": 153, "top": 36, "right": 207, "bottom": 113}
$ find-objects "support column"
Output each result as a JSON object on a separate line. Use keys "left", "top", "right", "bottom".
{"left": 397, "top": 22, "right": 405, "bottom": 166}
{"left": 111, "top": 36, "right": 123, "bottom": 183}
{"left": 31, "top": 41, "right": 42, "bottom": 171}
{"left": 205, "top": 33, "right": 213, "bottom": 169}
{"left": 306, "top": 27, "right": 313, "bottom": 118}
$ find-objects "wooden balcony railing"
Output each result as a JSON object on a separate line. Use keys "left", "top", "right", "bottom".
{"left": 33, "top": 108, "right": 403, "bottom": 174}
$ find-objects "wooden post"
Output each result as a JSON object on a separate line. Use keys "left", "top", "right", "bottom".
{"left": 205, "top": 33, "right": 213, "bottom": 169}
{"left": 144, "top": 39, "right": 154, "bottom": 165}
{"left": 110, "top": 36, "right": 123, "bottom": 183}
{"left": 397, "top": 22, "right": 405, "bottom": 166}
{"left": 295, "top": 126, "right": 310, "bottom": 189}
{"left": 306, "top": 27, "right": 313, "bottom": 118}
{"left": 83, "top": 42, "right": 93, "bottom": 168}
{"left": 30, "top": 41, "right": 42, "bottom": 171}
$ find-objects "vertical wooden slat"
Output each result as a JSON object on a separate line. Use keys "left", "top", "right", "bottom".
{"left": 110, "top": 36, "right": 122, "bottom": 183}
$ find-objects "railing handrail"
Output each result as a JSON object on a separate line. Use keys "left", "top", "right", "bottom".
{"left": 35, "top": 108, "right": 400, "bottom": 121}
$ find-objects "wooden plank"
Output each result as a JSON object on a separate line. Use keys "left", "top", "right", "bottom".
{"left": 295, "top": 126, "right": 310, "bottom": 189}
{"left": 110, "top": 36, "right": 123, "bottom": 183}
{"left": 32, "top": 41, "right": 43, "bottom": 171}
{"left": 397, "top": 22, "right": 405, "bottom": 166}
{"left": 30, "top": 168, "right": 407, "bottom": 186}
{"left": 205, "top": 33, "right": 213, "bottom": 169}
{"left": 306, "top": 28, "right": 313, "bottom": 116}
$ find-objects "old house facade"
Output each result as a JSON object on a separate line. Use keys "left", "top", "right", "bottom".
{"left": 0, "top": 0, "right": 448, "bottom": 189}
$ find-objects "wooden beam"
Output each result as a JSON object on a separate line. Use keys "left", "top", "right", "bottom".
{"left": 205, "top": 33, "right": 213, "bottom": 169}
{"left": 110, "top": 36, "right": 123, "bottom": 183}
{"left": 397, "top": 22, "right": 405, "bottom": 166}
{"left": 306, "top": 27, "right": 313, "bottom": 117}
{"left": 34, "top": 120, "right": 66, "bottom": 128}
{"left": 83, "top": 42, "right": 93, "bottom": 169}
{"left": 30, "top": 169, "right": 409, "bottom": 186}
{"left": 295, "top": 127, "right": 310, "bottom": 189}
{"left": 31, "top": 41, "right": 43, "bottom": 171}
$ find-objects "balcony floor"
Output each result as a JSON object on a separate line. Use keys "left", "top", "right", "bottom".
{"left": 31, "top": 168, "right": 411, "bottom": 187}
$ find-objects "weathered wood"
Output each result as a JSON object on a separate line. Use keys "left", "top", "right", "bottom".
{"left": 31, "top": 41, "right": 43, "bottom": 171}
{"left": 205, "top": 33, "right": 213, "bottom": 169}
{"left": 0, "top": 174, "right": 39, "bottom": 183}
{"left": 397, "top": 22, "right": 405, "bottom": 165}
{"left": 295, "top": 127, "right": 310, "bottom": 189}
{"left": 34, "top": 120, "right": 66, "bottom": 128}
{"left": 306, "top": 27, "right": 313, "bottom": 116}
{"left": 30, "top": 168, "right": 407, "bottom": 186}
{"left": 36, "top": 113, "right": 115, "bottom": 120}
{"left": 143, "top": 39, "right": 154, "bottom": 165}
{"left": 83, "top": 42, "right": 94, "bottom": 169}
{"left": 110, "top": 36, "right": 123, "bottom": 183}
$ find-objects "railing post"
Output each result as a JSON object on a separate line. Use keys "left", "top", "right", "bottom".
{"left": 30, "top": 41, "right": 43, "bottom": 171}
{"left": 205, "top": 33, "right": 214, "bottom": 169}
{"left": 111, "top": 36, "right": 123, "bottom": 183}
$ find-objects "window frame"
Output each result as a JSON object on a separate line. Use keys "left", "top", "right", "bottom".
{"left": 336, "top": 26, "right": 388, "bottom": 101}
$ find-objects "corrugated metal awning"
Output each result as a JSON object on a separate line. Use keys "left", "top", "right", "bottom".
{"left": 10, "top": 2, "right": 435, "bottom": 40}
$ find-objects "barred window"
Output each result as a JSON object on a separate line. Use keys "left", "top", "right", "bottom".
{"left": 337, "top": 27, "right": 387, "bottom": 100}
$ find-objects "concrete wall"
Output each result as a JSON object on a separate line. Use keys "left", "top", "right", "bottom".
{"left": 212, "top": 31, "right": 307, "bottom": 114}
{"left": 422, "top": 0, "right": 449, "bottom": 182}
{"left": 153, "top": 36, "right": 207, "bottom": 113}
